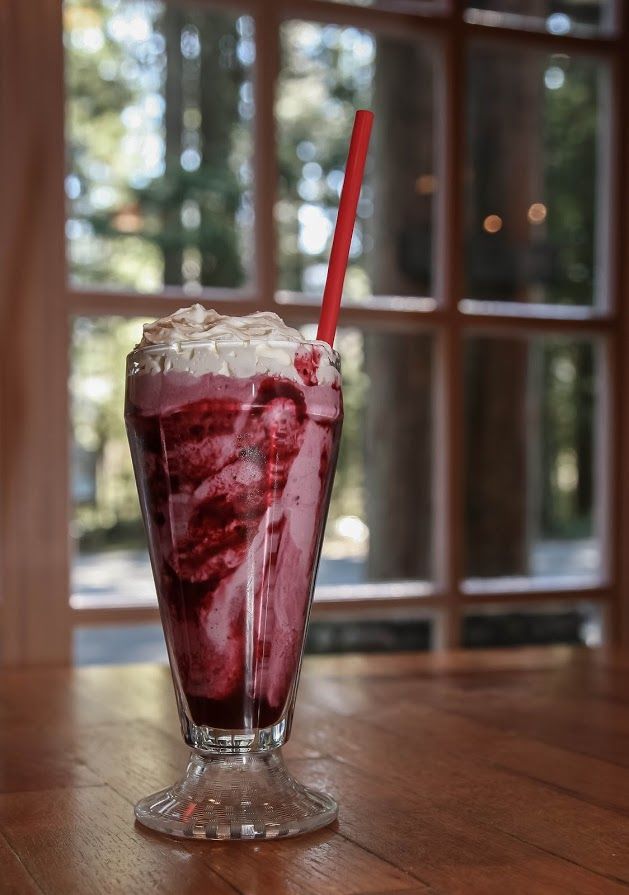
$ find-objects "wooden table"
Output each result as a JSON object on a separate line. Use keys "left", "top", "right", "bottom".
{"left": 1, "top": 646, "right": 629, "bottom": 894}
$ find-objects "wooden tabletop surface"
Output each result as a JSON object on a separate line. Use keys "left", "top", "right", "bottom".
{"left": 1, "top": 646, "right": 629, "bottom": 894}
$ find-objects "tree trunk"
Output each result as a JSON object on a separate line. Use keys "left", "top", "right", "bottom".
{"left": 364, "top": 331, "right": 433, "bottom": 580}
{"left": 575, "top": 344, "right": 593, "bottom": 519}
{"left": 198, "top": 13, "right": 243, "bottom": 287}
{"left": 465, "top": 337, "right": 529, "bottom": 576}
{"left": 162, "top": 7, "right": 184, "bottom": 286}
{"left": 464, "top": 38, "right": 544, "bottom": 577}
{"left": 365, "top": 38, "right": 434, "bottom": 581}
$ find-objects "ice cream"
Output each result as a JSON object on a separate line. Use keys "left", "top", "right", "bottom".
{"left": 132, "top": 303, "right": 340, "bottom": 385}
{"left": 125, "top": 305, "right": 342, "bottom": 734}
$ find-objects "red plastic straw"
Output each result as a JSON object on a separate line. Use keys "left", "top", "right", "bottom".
{"left": 317, "top": 109, "right": 374, "bottom": 346}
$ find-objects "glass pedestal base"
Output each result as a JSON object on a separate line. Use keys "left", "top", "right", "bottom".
{"left": 134, "top": 750, "right": 338, "bottom": 840}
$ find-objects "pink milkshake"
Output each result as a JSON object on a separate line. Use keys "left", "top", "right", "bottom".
{"left": 125, "top": 305, "right": 342, "bottom": 746}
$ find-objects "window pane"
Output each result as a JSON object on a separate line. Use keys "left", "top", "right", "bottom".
{"left": 465, "top": 1, "right": 614, "bottom": 36}
{"left": 71, "top": 316, "right": 152, "bottom": 608}
{"left": 277, "top": 21, "right": 436, "bottom": 305}
{"left": 64, "top": 1, "right": 254, "bottom": 292}
{"left": 71, "top": 317, "right": 434, "bottom": 612}
{"left": 329, "top": 0, "right": 442, "bottom": 9}
{"left": 465, "top": 45, "right": 610, "bottom": 307}
{"left": 463, "top": 335, "right": 603, "bottom": 584}
{"left": 463, "top": 602, "right": 602, "bottom": 649}
{"left": 75, "top": 625, "right": 167, "bottom": 665}
{"left": 74, "top": 615, "right": 436, "bottom": 665}
{"left": 309, "top": 326, "right": 435, "bottom": 592}
{"left": 307, "top": 617, "right": 432, "bottom": 653}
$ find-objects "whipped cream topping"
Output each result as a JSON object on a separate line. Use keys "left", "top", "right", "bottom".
{"left": 131, "top": 304, "right": 339, "bottom": 385}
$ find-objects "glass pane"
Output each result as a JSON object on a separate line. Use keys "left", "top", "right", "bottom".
{"left": 463, "top": 335, "right": 603, "bottom": 583}
{"left": 462, "top": 602, "right": 602, "bottom": 649}
{"left": 71, "top": 316, "right": 152, "bottom": 608}
{"left": 307, "top": 617, "right": 432, "bottom": 653}
{"left": 64, "top": 1, "right": 254, "bottom": 292}
{"left": 75, "top": 625, "right": 167, "bottom": 665}
{"left": 71, "top": 317, "right": 434, "bottom": 612}
{"left": 277, "top": 21, "right": 436, "bottom": 304}
{"left": 465, "top": 1, "right": 614, "bottom": 36}
{"left": 329, "top": 0, "right": 442, "bottom": 9}
{"left": 465, "top": 45, "right": 610, "bottom": 306}
{"left": 309, "top": 326, "right": 435, "bottom": 591}
{"left": 74, "top": 615, "right": 435, "bottom": 665}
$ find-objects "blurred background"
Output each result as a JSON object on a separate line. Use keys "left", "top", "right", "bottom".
{"left": 2, "top": 0, "right": 623, "bottom": 666}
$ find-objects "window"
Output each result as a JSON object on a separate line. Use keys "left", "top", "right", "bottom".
{"left": 2, "top": 0, "right": 627, "bottom": 664}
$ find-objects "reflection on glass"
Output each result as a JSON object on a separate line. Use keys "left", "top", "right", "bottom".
{"left": 70, "top": 318, "right": 434, "bottom": 610}
{"left": 465, "top": 1, "right": 614, "bottom": 35}
{"left": 464, "top": 335, "right": 602, "bottom": 583}
{"left": 277, "top": 21, "right": 435, "bottom": 303}
{"left": 64, "top": 1, "right": 253, "bottom": 291}
{"left": 465, "top": 45, "right": 609, "bottom": 306}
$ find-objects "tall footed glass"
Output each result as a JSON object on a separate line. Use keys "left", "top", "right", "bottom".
{"left": 125, "top": 336, "right": 342, "bottom": 840}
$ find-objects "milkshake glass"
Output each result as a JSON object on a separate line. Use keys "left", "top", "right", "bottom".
{"left": 125, "top": 304, "right": 343, "bottom": 839}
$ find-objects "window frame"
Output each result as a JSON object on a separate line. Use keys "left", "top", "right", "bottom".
{"left": 1, "top": 0, "right": 628, "bottom": 663}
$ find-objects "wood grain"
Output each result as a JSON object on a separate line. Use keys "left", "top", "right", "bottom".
{"left": 0, "top": 725, "right": 101, "bottom": 794}
{"left": 186, "top": 827, "right": 420, "bottom": 895}
{"left": 0, "top": 786, "right": 239, "bottom": 895}
{"left": 322, "top": 772, "right": 624, "bottom": 894}
{"left": 0, "top": 833, "right": 42, "bottom": 895}
{"left": 2, "top": 648, "right": 629, "bottom": 894}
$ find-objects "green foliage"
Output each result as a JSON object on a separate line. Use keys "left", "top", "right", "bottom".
{"left": 327, "top": 330, "right": 368, "bottom": 522}
{"left": 543, "top": 58, "right": 599, "bottom": 305}
{"left": 276, "top": 23, "right": 374, "bottom": 299}
{"left": 71, "top": 316, "right": 146, "bottom": 545}
{"left": 66, "top": 1, "right": 251, "bottom": 291}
